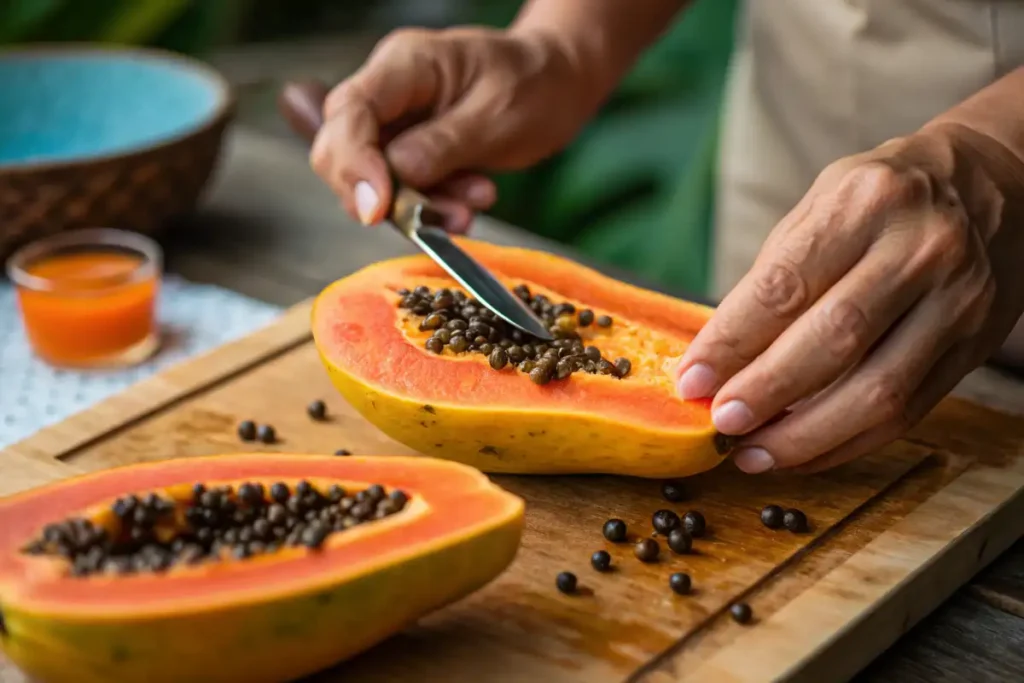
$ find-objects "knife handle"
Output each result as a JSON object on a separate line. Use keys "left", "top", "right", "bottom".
{"left": 278, "top": 79, "right": 436, "bottom": 235}
{"left": 278, "top": 80, "right": 328, "bottom": 145}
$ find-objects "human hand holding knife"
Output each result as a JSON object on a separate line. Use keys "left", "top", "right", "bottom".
{"left": 277, "top": 80, "right": 554, "bottom": 341}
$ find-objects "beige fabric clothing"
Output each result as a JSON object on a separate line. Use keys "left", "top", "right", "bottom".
{"left": 713, "top": 0, "right": 1024, "bottom": 298}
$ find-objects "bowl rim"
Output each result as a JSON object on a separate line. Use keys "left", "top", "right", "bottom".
{"left": 0, "top": 43, "right": 235, "bottom": 175}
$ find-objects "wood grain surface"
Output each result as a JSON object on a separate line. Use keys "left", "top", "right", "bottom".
{"left": 3, "top": 294, "right": 1023, "bottom": 683}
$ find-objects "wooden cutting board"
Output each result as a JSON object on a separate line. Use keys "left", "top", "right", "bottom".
{"left": 2, "top": 300, "right": 1023, "bottom": 683}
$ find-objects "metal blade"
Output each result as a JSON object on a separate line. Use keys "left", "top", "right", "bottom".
{"left": 410, "top": 226, "right": 554, "bottom": 341}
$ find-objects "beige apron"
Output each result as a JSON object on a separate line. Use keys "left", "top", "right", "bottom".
{"left": 713, "top": 0, "right": 1024, "bottom": 298}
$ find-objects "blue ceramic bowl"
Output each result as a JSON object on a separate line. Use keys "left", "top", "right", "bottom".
{"left": 0, "top": 45, "right": 234, "bottom": 260}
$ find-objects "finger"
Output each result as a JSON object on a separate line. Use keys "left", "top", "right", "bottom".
{"left": 310, "top": 30, "right": 442, "bottom": 225}
{"left": 385, "top": 89, "right": 496, "bottom": 189}
{"left": 795, "top": 338, "right": 979, "bottom": 474}
{"left": 731, "top": 289, "right": 959, "bottom": 473}
{"left": 711, "top": 227, "right": 929, "bottom": 435}
{"left": 421, "top": 196, "right": 476, "bottom": 234}
{"left": 676, "top": 162, "right": 914, "bottom": 401}
{"left": 433, "top": 173, "right": 497, "bottom": 211}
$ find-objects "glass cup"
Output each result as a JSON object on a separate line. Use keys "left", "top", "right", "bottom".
{"left": 6, "top": 228, "right": 163, "bottom": 368}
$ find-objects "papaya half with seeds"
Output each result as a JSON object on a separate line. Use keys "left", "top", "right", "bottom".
{"left": 313, "top": 240, "right": 732, "bottom": 479}
{"left": 0, "top": 454, "right": 523, "bottom": 683}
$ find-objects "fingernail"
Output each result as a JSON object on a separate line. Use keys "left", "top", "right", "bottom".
{"left": 354, "top": 181, "right": 379, "bottom": 225}
{"left": 733, "top": 447, "right": 775, "bottom": 474}
{"left": 676, "top": 363, "right": 716, "bottom": 399}
{"left": 712, "top": 400, "right": 755, "bottom": 434}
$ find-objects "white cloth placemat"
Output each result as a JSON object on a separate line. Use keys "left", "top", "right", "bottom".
{"left": 0, "top": 275, "right": 283, "bottom": 449}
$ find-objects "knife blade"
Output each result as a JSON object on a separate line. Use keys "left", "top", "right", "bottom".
{"left": 278, "top": 80, "right": 554, "bottom": 341}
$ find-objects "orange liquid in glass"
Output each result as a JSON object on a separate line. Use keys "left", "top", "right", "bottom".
{"left": 16, "top": 251, "right": 159, "bottom": 367}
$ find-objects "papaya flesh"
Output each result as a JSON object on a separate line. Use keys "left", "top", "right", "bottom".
{"left": 313, "top": 240, "right": 731, "bottom": 479}
{"left": 0, "top": 454, "right": 524, "bottom": 683}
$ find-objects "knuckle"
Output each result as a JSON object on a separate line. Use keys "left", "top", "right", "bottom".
{"left": 323, "top": 81, "right": 359, "bottom": 119}
{"left": 374, "top": 27, "right": 430, "bottom": 58}
{"left": 841, "top": 161, "right": 931, "bottom": 209}
{"left": 753, "top": 261, "right": 809, "bottom": 318}
{"left": 865, "top": 374, "right": 911, "bottom": 426}
{"left": 812, "top": 299, "right": 870, "bottom": 361}
{"left": 920, "top": 215, "right": 971, "bottom": 268}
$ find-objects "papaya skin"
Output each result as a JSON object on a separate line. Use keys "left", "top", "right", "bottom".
{"left": 0, "top": 455, "right": 524, "bottom": 683}
{"left": 313, "top": 240, "right": 730, "bottom": 479}
{"left": 319, "top": 355, "right": 725, "bottom": 478}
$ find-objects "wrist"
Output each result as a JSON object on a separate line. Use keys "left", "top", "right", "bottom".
{"left": 508, "top": 21, "right": 621, "bottom": 113}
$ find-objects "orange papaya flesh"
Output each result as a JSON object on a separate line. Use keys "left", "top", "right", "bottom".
{"left": 0, "top": 454, "right": 524, "bottom": 683}
{"left": 313, "top": 240, "right": 732, "bottom": 479}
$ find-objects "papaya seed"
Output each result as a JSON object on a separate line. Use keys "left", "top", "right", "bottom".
{"left": 634, "top": 538, "right": 660, "bottom": 563}
{"left": 783, "top": 509, "right": 808, "bottom": 533}
{"left": 556, "top": 571, "right": 577, "bottom": 594}
{"left": 669, "top": 572, "right": 692, "bottom": 595}
{"left": 306, "top": 400, "right": 327, "bottom": 421}
{"left": 236, "top": 420, "right": 257, "bottom": 442}
{"left": 683, "top": 511, "right": 707, "bottom": 538}
{"left": 602, "top": 519, "right": 628, "bottom": 543}
{"left": 256, "top": 424, "right": 276, "bottom": 444}
{"left": 730, "top": 602, "right": 753, "bottom": 624}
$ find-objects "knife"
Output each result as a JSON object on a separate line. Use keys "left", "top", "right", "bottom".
{"left": 278, "top": 80, "right": 554, "bottom": 342}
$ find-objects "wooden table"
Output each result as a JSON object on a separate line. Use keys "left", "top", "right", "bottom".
{"left": 154, "top": 121, "right": 1024, "bottom": 682}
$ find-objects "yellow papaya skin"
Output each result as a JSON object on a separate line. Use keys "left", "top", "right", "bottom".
{"left": 319, "top": 351, "right": 726, "bottom": 479}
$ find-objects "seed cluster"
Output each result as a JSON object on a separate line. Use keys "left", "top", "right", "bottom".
{"left": 22, "top": 481, "right": 409, "bottom": 577}
{"left": 397, "top": 285, "right": 631, "bottom": 385}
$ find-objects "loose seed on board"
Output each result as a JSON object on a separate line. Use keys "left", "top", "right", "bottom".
{"left": 334, "top": 449, "right": 352, "bottom": 456}
{"left": 730, "top": 602, "right": 753, "bottom": 624}
{"left": 590, "top": 550, "right": 612, "bottom": 572}
{"left": 651, "top": 509, "right": 681, "bottom": 535}
{"left": 783, "top": 509, "right": 808, "bottom": 533}
{"left": 603, "top": 519, "right": 628, "bottom": 543}
{"left": 661, "top": 481, "right": 686, "bottom": 503}
{"left": 669, "top": 572, "right": 692, "bottom": 595}
{"left": 667, "top": 528, "right": 692, "bottom": 555}
{"left": 237, "top": 421, "right": 257, "bottom": 442}
{"left": 556, "top": 571, "right": 578, "bottom": 594}
{"left": 760, "top": 505, "right": 785, "bottom": 529}
{"left": 634, "top": 538, "right": 660, "bottom": 563}
{"left": 682, "top": 511, "right": 706, "bottom": 538}
{"left": 256, "top": 424, "right": 276, "bottom": 444}
{"left": 306, "top": 400, "right": 327, "bottom": 421}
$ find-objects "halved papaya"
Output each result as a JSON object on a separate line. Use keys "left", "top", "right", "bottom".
{"left": 0, "top": 453, "right": 523, "bottom": 683}
{"left": 313, "top": 240, "right": 730, "bottom": 479}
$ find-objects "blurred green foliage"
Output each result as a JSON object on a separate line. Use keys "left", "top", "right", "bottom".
{"left": 468, "top": 0, "right": 738, "bottom": 296}
{"left": 0, "top": 0, "right": 234, "bottom": 53}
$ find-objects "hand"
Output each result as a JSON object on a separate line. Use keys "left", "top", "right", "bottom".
{"left": 675, "top": 124, "right": 1024, "bottom": 473}
{"left": 309, "top": 26, "right": 601, "bottom": 232}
